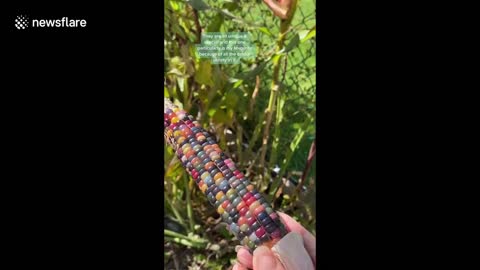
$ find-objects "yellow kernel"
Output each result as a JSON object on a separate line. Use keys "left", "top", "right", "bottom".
{"left": 226, "top": 189, "right": 235, "bottom": 197}
{"left": 176, "top": 136, "right": 185, "bottom": 145}
{"left": 215, "top": 191, "right": 225, "bottom": 201}
{"left": 215, "top": 178, "right": 224, "bottom": 186}
{"left": 214, "top": 173, "right": 223, "bottom": 181}
{"left": 182, "top": 148, "right": 192, "bottom": 155}
{"left": 249, "top": 201, "right": 260, "bottom": 211}
{"left": 217, "top": 205, "right": 224, "bottom": 214}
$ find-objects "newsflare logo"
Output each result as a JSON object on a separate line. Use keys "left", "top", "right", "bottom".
{"left": 15, "top": 15, "right": 87, "bottom": 30}
{"left": 15, "top": 15, "right": 29, "bottom": 30}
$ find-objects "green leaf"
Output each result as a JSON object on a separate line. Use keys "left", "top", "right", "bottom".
{"left": 298, "top": 30, "right": 309, "bottom": 41}
{"left": 180, "top": 45, "right": 195, "bottom": 76}
{"left": 176, "top": 77, "right": 185, "bottom": 93}
{"left": 186, "top": 0, "right": 210, "bottom": 11}
{"left": 213, "top": 109, "right": 231, "bottom": 125}
{"left": 223, "top": 1, "right": 239, "bottom": 11}
{"left": 167, "top": 68, "right": 184, "bottom": 77}
{"left": 206, "top": 14, "right": 224, "bottom": 32}
{"left": 237, "top": 61, "right": 267, "bottom": 80}
{"left": 172, "top": 23, "right": 187, "bottom": 40}
{"left": 225, "top": 90, "right": 239, "bottom": 108}
{"left": 227, "top": 108, "right": 234, "bottom": 120}
{"left": 248, "top": 61, "right": 267, "bottom": 77}
{"left": 299, "top": 25, "right": 316, "bottom": 43}
{"left": 284, "top": 34, "right": 300, "bottom": 53}
{"left": 207, "top": 108, "right": 217, "bottom": 117}
{"left": 232, "top": 79, "right": 243, "bottom": 89}
{"left": 217, "top": 8, "right": 260, "bottom": 27}
{"left": 258, "top": 27, "right": 274, "bottom": 37}
{"left": 212, "top": 65, "right": 228, "bottom": 92}
{"left": 169, "top": 0, "right": 180, "bottom": 11}
{"left": 194, "top": 60, "right": 214, "bottom": 86}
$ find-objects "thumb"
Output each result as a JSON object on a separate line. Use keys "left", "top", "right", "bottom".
{"left": 253, "top": 246, "right": 283, "bottom": 270}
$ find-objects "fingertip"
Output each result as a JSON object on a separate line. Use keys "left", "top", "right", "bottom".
{"left": 237, "top": 247, "right": 253, "bottom": 269}
{"left": 253, "top": 245, "right": 271, "bottom": 257}
{"left": 277, "top": 212, "right": 296, "bottom": 226}
{"left": 235, "top": 245, "right": 243, "bottom": 252}
{"left": 277, "top": 212, "right": 310, "bottom": 236}
{"left": 253, "top": 246, "right": 278, "bottom": 269}
{"left": 277, "top": 212, "right": 316, "bottom": 266}
{"left": 233, "top": 262, "right": 247, "bottom": 270}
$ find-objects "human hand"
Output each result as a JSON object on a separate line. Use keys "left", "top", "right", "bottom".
{"left": 262, "top": 0, "right": 295, "bottom": 20}
{"left": 233, "top": 212, "right": 316, "bottom": 270}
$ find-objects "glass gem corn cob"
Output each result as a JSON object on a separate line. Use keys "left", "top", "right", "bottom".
{"left": 164, "top": 98, "right": 288, "bottom": 252}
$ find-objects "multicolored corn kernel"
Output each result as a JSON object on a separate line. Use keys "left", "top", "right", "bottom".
{"left": 164, "top": 98, "right": 288, "bottom": 252}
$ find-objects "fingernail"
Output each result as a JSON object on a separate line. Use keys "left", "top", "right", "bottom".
{"left": 235, "top": 245, "right": 243, "bottom": 252}
{"left": 253, "top": 246, "right": 277, "bottom": 268}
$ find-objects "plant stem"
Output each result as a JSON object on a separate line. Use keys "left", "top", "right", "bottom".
{"left": 248, "top": 75, "right": 261, "bottom": 118}
{"left": 236, "top": 123, "right": 244, "bottom": 166}
{"left": 165, "top": 190, "right": 186, "bottom": 228}
{"left": 191, "top": 7, "right": 202, "bottom": 43}
{"left": 294, "top": 139, "right": 316, "bottom": 196}
{"left": 270, "top": 114, "right": 313, "bottom": 197}
{"left": 258, "top": 21, "right": 290, "bottom": 180}
{"left": 164, "top": 230, "right": 207, "bottom": 249}
{"left": 164, "top": 229, "right": 207, "bottom": 244}
{"left": 183, "top": 174, "right": 195, "bottom": 232}
{"left": 268, "top": 91, "right": 285, "bottom": 170}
